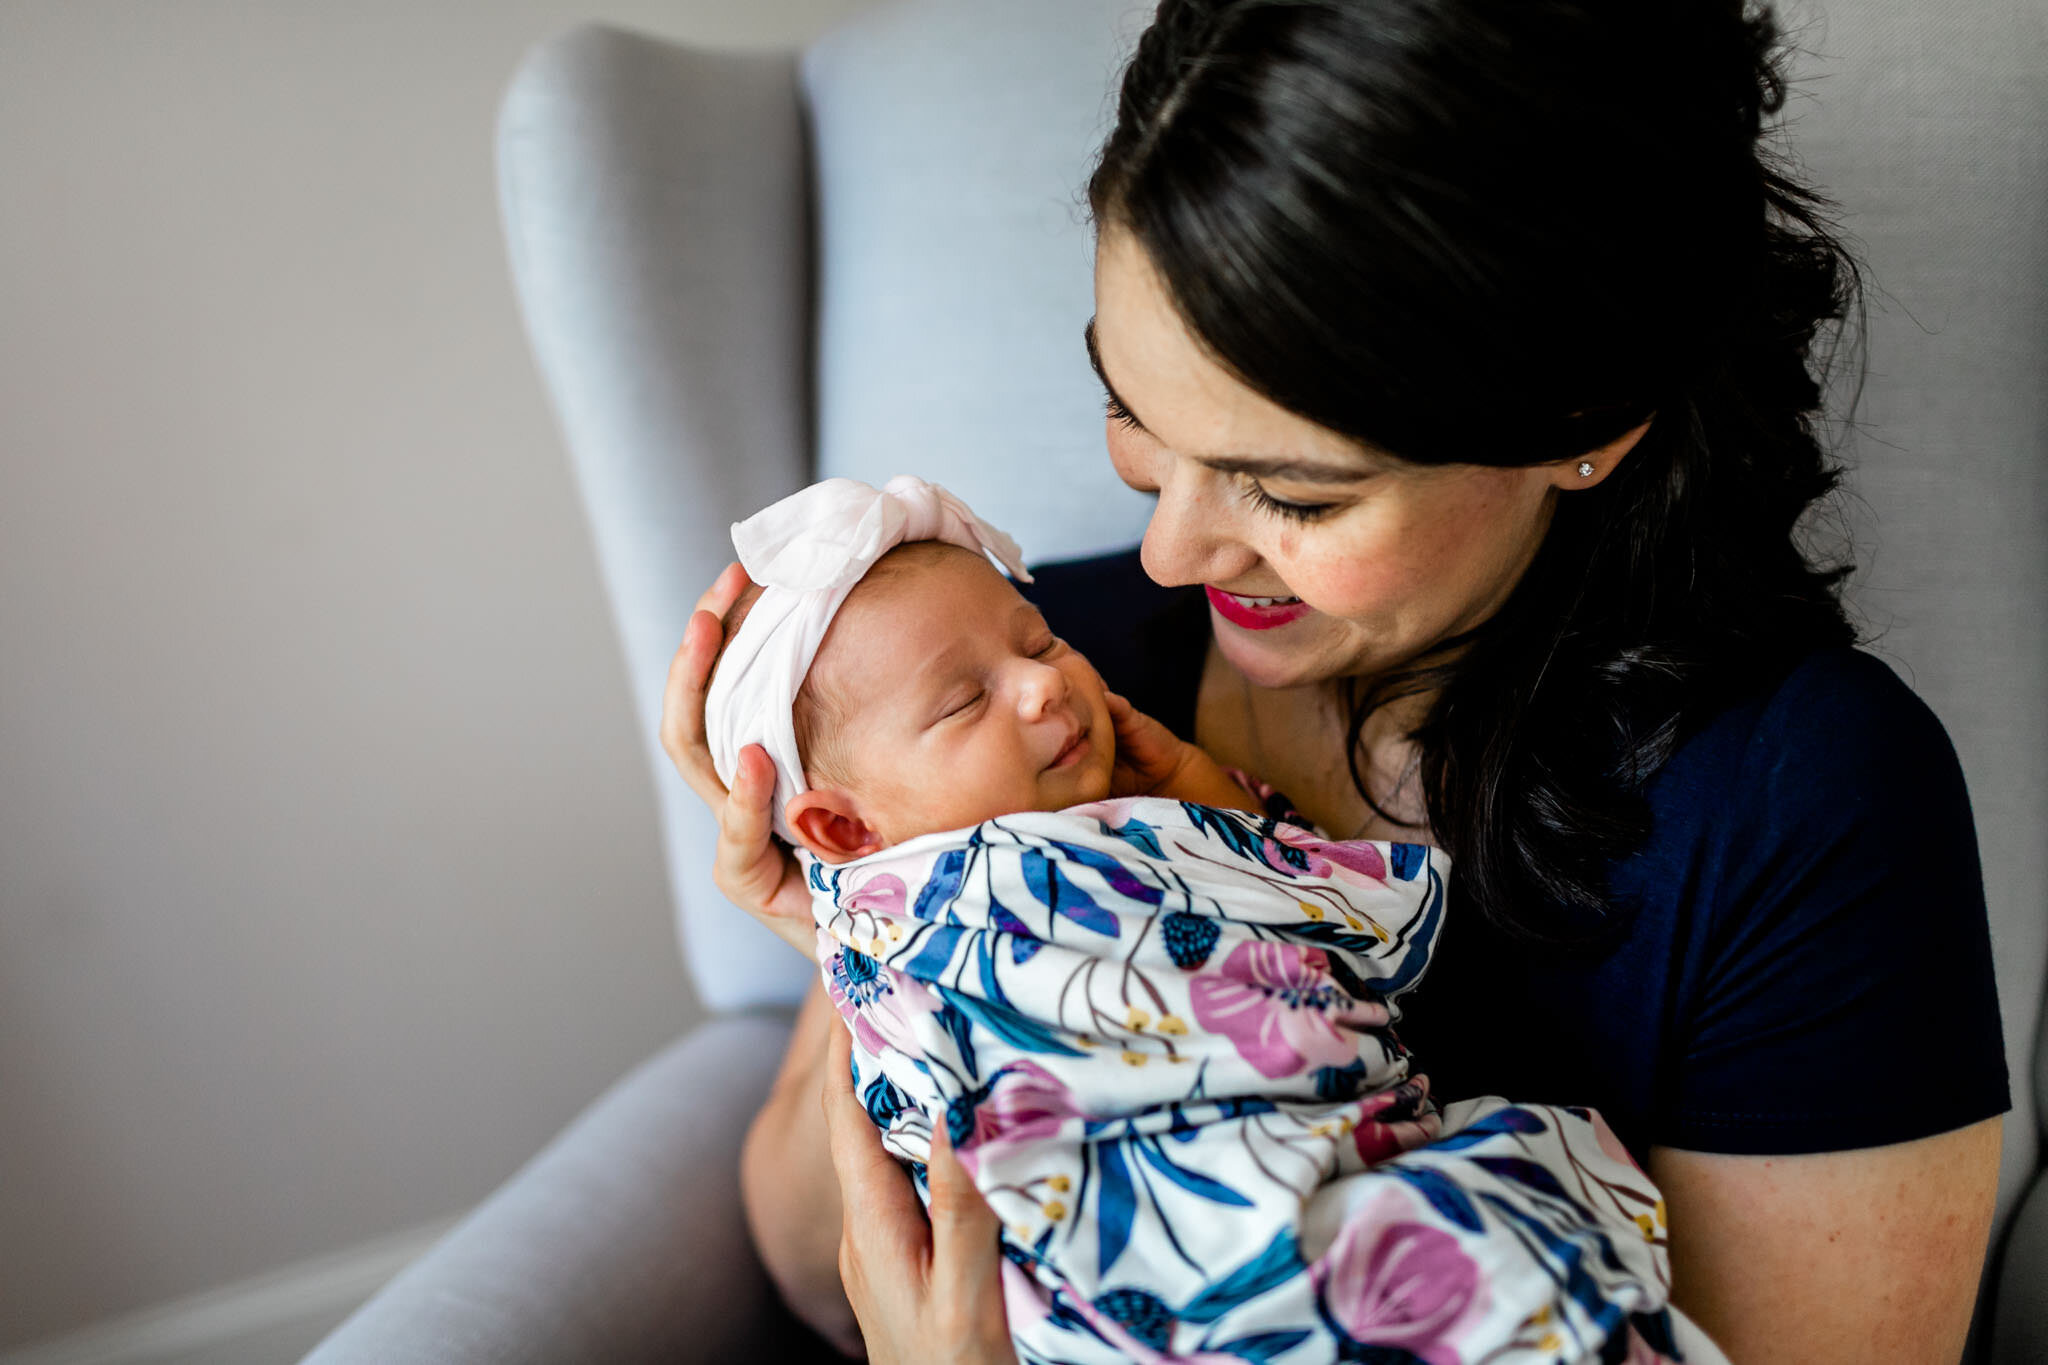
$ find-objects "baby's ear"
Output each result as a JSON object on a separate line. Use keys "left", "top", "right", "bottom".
{"left": 785, "top": 789, "right": 886, "bottom": 864}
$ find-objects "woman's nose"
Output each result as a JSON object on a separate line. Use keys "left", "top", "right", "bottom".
{"left": 1139, "top": 463, "right": 1260, "bottom": 589}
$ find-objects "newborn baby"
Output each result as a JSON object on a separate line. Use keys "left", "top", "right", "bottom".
{"left": 705, "top": 476, "right": 1726, "bottom": 1365}
{"left": 725, "top": 535, "right": 1259, "bottom": 861}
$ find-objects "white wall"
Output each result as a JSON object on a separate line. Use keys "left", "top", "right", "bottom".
{"left": 0, "top": 0, "right": 875, "bottom": 1351}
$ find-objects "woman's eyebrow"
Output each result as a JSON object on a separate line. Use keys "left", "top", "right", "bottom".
{"left": 1082, "top": 317, "right": 1368, "bottom": 487}
{"left": 1083, "top": 318, "right": 1148, "bottom": 433}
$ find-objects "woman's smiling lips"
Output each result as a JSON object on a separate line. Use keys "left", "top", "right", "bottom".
{"left": 1205, "top": 585, "right": 1314, "bottom": 631}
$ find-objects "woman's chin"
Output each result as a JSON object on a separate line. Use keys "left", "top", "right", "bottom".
{"left": 1211, "top": 611, "right": 1350, "bottom": 690}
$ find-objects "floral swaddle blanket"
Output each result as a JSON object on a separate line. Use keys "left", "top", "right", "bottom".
{"left": 809, "top": 796, "right": 1726, "bottom": 1365}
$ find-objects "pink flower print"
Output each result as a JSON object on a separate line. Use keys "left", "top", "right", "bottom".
{"left": 1589, "top": 1107, "right": 1645, "bottom": 1174}
{"left": 1189, "top": 941, "right": 1372, "bottom": 1079}
{"left": 1616, "top": 1329, "right": 1682, "bottom": 1365}
{"left": 958, "top": 1059, "right": 1084, "bottom": 1157}
{"left": 1313, "top": 1199, "right": 1487, "bottom": 1365}
{"left": 1268, "top": 826, "right": 1389, "bottom": 883}
{"left": 1352, "top": 1078, "right": 1442, "bottom": 1166}
{"left": 841, "top": 870, "right": 908, "bottom": 918}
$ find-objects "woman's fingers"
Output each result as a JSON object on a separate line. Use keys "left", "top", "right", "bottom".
{"left": 925, "top": 1123, "right": 1003, "bottom": 1294}
{"left": 822, "top": 1019, "right": 1019, "bottom": 1365}
{"left": 822, "top": 1020, "right": 928, "bottom": 1271}
{"left": 716, "top": 746, "right": 816, "bottom": 950}
{"left": 659, "top": 561, "right": 754, "bottom": 804}
{"left": 692, "top": 559, "right": 752, "bottom": 620}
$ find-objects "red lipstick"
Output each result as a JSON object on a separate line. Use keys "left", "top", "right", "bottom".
{"left": 1205, "top": 585, "right": 1313, "bottom": 631}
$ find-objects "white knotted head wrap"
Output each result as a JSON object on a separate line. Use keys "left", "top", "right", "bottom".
{"left": 704, "top": 475, "right": 1034, "bottom": 844}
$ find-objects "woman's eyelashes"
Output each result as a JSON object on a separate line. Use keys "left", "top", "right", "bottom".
{"left": 1237, "top": 479, "right": 1339, "bottom": 524}
{"left": 1103, "top": 390, "right": 1340, "bottom": 523}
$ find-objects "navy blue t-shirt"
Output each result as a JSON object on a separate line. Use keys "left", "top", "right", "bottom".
{"left": 1021, "top": 548, "right": 2010, "bottom": 1164}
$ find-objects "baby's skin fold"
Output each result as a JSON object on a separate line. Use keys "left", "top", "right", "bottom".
{"left": 807, "top": 796, "right": 1730, "bottom": 1365}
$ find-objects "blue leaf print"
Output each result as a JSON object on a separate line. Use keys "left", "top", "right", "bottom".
{"left": 1429, "top": 1105, "right": 1550, "bottom": 1153}
{"left": 1105, "top": 814, "right": 1165, "bottom": 861}
{"left": 1092, "top": 1287, "right": 1173, "bottom": 1352}
{"left": 1472, "top": 1155, "right": 1577, "bottom": 1208}
{"left": 1388, "top": 843, "right": 1426, "bottom": 880}
{"left": 1312, "top": 1058, "right": 1369, "bottom": 1102}
{"left": 1181, "top": 803, "right": 1273, "bottom": 866}
{"left": 1212, "top": 1330, "right": 1312, "bottom": 1362}
{"left": 861, "top": 1074, "right": 913, "bottom": 1129}
{"left": 936, "top": 1000, "right": 979, "bottom": 1076}
{"left": 937, "top": 984, "right": 1088, "bottom": 1058}
{"left": 975, "top": 930, "right": 1016, "bottom": 1011}
{"left": 901, "top": 923, "right": 968, "bottom": 981}
{"left": 946, "top": 1081, "right": 992, "bottom": 1146}
{"left": 1096, "top": 1141, "right": 1138, "bottom": 1276}
{"left": 809, "top": 860, "right": 832, "bottom": 893}
{"left": 1179, "top": 1229, "right": 1302, "bottom": 1324}
{"left": 1478, "top": 1190, "right": 1630, "bottom": 1345}
{"left": 989, "top": 899, "right": 1044, "bottom": 965}
{"left": 912, "top": 847, "right": 969, "bottom": 920}
{"left": 1047, "top": 839, "right": 1164, "bottom": 905}
{"left": 1370, "top": 860, "right": 1445, "bottom": 999}
{"left": 1134, "top": 1137, "right": 1255, "bottom": 1207}
{"left": 1389, "top": 1166, "right": 1484, "bottom": 1233}
{"left": 1022, "top": 852, "right": 1120, "bottom": 937}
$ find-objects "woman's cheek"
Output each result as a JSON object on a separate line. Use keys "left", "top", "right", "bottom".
{"left": 1283, "top": 518, "right": 1418, "bottom": 622}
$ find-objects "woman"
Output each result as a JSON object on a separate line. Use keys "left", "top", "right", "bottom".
{"left": 661, "top": 1, "right": 2009, "bottom": 1361}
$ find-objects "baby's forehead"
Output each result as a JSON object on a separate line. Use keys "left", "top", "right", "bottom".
{"left": 811, "top": 545, "right": 1034, "bottom": 685}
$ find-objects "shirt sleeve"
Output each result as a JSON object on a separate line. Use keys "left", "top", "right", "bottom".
{"left": 1657, "top": 650, "right": 2011, "bottom": 1154}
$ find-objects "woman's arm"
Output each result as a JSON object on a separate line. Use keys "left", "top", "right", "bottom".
{"left": 740, "top": 978, "right": 863, "bottom": 1357}
{"left": 1651, "top": 1116, "right": 2002, "bottom": 1364}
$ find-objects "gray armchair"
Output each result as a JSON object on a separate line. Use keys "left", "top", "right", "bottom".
{"left": 306, "top": 1, "right": 2048, "bottom": 1359}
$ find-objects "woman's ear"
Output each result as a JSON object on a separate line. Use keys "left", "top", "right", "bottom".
{"left": 1549, "top": 415, "right": 1655, "bottom": 490}
{"left": 785, "top": 788, "right": 886, "bottom": 864}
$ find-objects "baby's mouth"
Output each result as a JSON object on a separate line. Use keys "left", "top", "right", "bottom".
{"left": 1046, "top": 725, "right": 1089, "bottom": 770}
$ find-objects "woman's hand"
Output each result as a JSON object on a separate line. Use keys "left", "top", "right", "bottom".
{"left": 1106, "top": 691, "right": 1262, "bottom": 813}
{"left": 658, "top": 560, "right": 815, "bottom": 957}
{"left": 820, "top": 1018, "right": 1017, "bottom": 1365}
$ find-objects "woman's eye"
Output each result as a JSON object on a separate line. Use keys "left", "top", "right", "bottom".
{"left": 1103, "top": 393, "right": 1141, "bottom": 431}
{"left": 1241, "top": 480, "right": 1339, "bottom": 524}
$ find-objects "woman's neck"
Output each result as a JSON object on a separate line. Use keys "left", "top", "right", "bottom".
{"left": 1194, "top": 639, "right": 1433, "bottom": 842}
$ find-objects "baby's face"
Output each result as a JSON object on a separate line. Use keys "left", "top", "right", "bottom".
{"left": 805, "top": 544, "right": 1117, "bottom": 848}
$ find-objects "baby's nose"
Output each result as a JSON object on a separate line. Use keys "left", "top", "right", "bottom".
{"left": 1018, "top": 662, "right": 1068, "bottom": 719}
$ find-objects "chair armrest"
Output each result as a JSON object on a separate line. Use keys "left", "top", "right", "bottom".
{"left": 496, "top": 23, "right": 817, "bottom": 1014}
{"left": 302, "top": 1013, "right": 827, "bottom": 1363}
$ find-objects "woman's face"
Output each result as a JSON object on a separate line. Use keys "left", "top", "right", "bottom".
{"left": 1090, "top": 228, "right": 1595, "bottom": 691}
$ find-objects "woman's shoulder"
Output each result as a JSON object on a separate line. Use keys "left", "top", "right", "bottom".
{"left": 1616, "top": 646, "right": 2008, "bottom": 1154}
{"left": 1649, "top": 645, "right": 1969, "bottom": 838}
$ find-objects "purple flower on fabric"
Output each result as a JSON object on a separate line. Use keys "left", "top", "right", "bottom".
{"left": 1312, "top": 1201, "right": 1487, "bottom": 1365}
{"left": 1189, "top": 941, "right": 1372, "bottom": 1079}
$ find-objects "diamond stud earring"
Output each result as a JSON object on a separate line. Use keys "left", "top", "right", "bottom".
{"left": 1576, "top": 461, "right": 1596, "bottom": 478}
